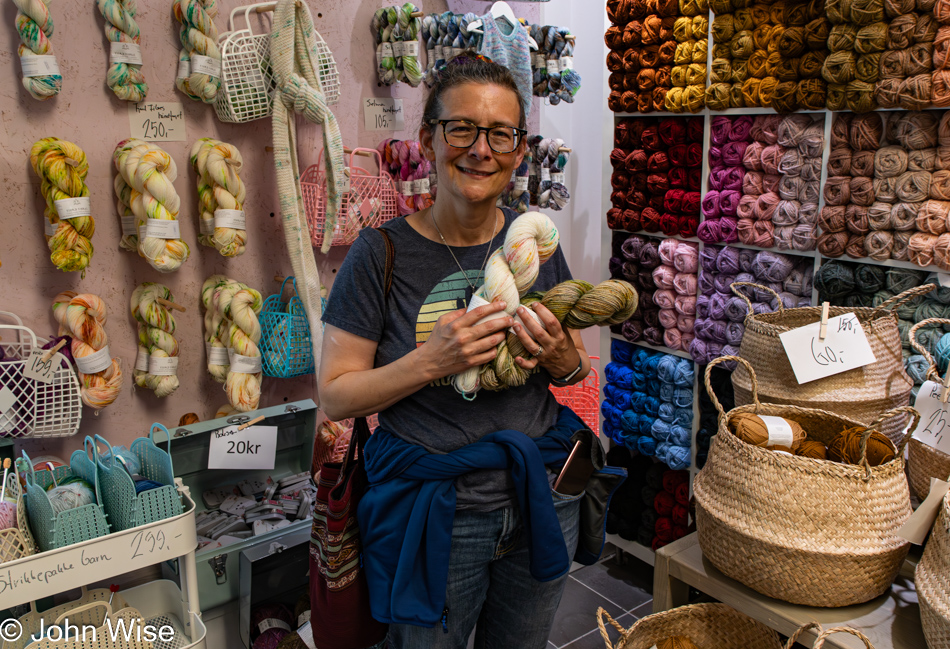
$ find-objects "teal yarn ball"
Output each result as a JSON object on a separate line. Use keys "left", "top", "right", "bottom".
{"left": 905, "top": 354, "right": 931, "bottom": 385}
{"left": 936, "top": 334, "right": 950, "bottom": 373}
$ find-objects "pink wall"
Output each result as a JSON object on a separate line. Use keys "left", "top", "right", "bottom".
{"left": 0, "top": 0, "right": 540, "bottom": 459}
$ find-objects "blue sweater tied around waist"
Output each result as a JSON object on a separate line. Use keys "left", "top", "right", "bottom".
{"left": 358, "top": 406, "right": 584, "bottom": 627}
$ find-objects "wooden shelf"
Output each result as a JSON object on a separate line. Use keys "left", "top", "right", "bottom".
{"left": 606, "top": 533, "right": 655, "bottom": 567}
{"left": 653, "top": 533, "right": 925, "bottom": 649}
{"left": 609, "top": 334, "right": 692, "bottom": 360}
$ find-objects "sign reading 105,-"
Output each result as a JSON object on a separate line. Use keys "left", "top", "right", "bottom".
{"left": 128, "top": 101, "right": 187, "bottom": 142}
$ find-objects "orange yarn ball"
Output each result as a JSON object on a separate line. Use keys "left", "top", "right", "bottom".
{"left": 179, "top": 413, "right": 200, "bottom": 426}
{"left": 729, "top": 413, "right": 807, "bottom": 452}
{"left": 795, "top": 439, "right": 828, "bottom": 460}
{"left": 658, "top": 637, "right": 700, "bottom": 649}
{"left": 827, "top": 427, "right": 896, "bottom": 466}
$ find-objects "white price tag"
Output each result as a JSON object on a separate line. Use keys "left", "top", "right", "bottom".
{"left": 529, "top": 162, "right": 539, "bottom": 177}
{"left": 54, "top": 197, "right": 91, "bottom": 220}
{"left": 0, "top": 386, "right": 15, "bottom": 417}
{"left": 381, "top": 42, "right": 394, "bottom": 58}
{"left": 75, "top": 345, "right": 112, "bottom": 374}
{"left": 898, "top": 478, "right": 950, "bottom": 545}
{"left": 145, "top": 219, "right": 181, "bottom": 239}
{"left": 199, "top": 216, "right": 214, "bottom": 235}
{"left": 230, "top": 352, "right": 262, "bottom": 374}
{"left": 533, "top": 53, "right": 545, "bottom": 68}
{"left": 297, "top": 610, "right": 311, "bottom": 627}
{"left": 559, "top": 56, "right": 574, "bottom": 72}
{"left": 404, "top": 41, "right": 419, "bottom": 57}
{"left": 546, "top": 60, "right": 560, "bottom": 75}
{"left": 177, "top": 59, "right": 190, "bottom": 80}
{"left": 135, "top": 347, "right": 149, "bottom": 372}
{"left": 363, "top": 97, "right": 405, "bottom": 131}
{"left": 392, "top": 41, "right": 405, "bottom": 57}
{"left": 541, "top": 167, "right": 551, "bottom": 182}
{"left": 110, "top": 41, "right": 144, "bottom": 65}
{"left": 759, "top": 415, "right": 795, "bottom": 449}
{"left": 207, "top": 344, "right": 230, "bottom": 366}
{"left": 20, "top": 55, "right": 60, "bottom": 77}
{"left": 400, "top": 180, "right": 413, "bottom": 196}
{"left": 914, "top": 380, "right": 950, "bottom": 455}
{"left": 214, "top": 209, "right": 246, "bottom": 230}
{"left": 259, "top": 619, "right": 292, "bottom": 634}
{"left": 449, "top": 47, "right": 461, "bottom": 60}
{"left": 208, "top": 425, "right": 278, "bottom": 470}
{"left": 190, "top": 54, "right": 221, "bottom": 78}
{"left": 777, "top": 313, "right": 876, "bottom": 384}
{"left": 148, "top": 356, "right": 179, "bottom": 376}
{"left": 514, "top": 177, "right": 529, "bottom": 192}
{"left": 45, "top": 220, "right": 59, "bottom": 237}
{"left": 552, "top": 173, "right": 565, "bottom": 185}
{"left": 23, "top": 348, "right": 60, "bottom": 384}
{"left": 129, "top": 101, "right": 186, "bottom": 142}
{"left": 937, "top": 273, "right": 950, "bottom": 288}
{"left": 297, "top": 622, "right": 318, "bottom": 649}
{"left": 433, "top": 45, "right": 444, "bottom": 60}
{"left": 121, "top": 214, "right": 136, "bottom": 237}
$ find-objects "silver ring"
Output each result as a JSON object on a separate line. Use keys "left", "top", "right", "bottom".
{"left": 534, "top": 345, "right": 544, "bottom": 357}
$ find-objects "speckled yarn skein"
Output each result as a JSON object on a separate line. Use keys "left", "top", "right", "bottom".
{"left": 172, "top": 0, "right": 221, "bottom": 103}
{"left": 97, "top": 0, "right": 148, "bottom": 102}
{"left": 13, "top": 0, "right": 62, "bottom": 100}
{"left": 130, "top": 282, "right": 180, "bottom": 397}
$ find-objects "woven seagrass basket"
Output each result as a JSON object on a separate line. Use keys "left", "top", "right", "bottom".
{"left": 917, "top": 489, "right": 950, "bottom": 649}
{"left": 694, "top": 356, "right": 916, "bottom": 607}
{"left": 907, "top": 318, "right": 950, "bottom": 502}
{"left": 729, "top": 282, "right": 932, "bottom": 444}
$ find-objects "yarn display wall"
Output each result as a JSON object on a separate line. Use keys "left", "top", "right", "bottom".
{"left": 609, "top": 232, "right": 698, "bottom": 352}
{"left": 873, "top": 0, "right": 936, "bottom": 108}
{"left": 689, "top": 245, "right": 814, "bottom": 364}
{"left": 526, "top": 136, "right": 572, "bottom": 211}
{"left": 815, "top": 259, "right": 947, "bottom": 398}
{"left": 607, "top": 116, "right": 703, "bottom": 237}
{"left": 605, "top": 0, "right": 709, "bottom": 113}
{"left": 602, "top": 339, "right": 694, "bottom": 471}
{"left": 819, "top": 111, "right": 950, "bottom": 268}
{"left": 528, "top": 24, "right": 583, "bottom": 104}
{"left": 700, "top": 114, "right": 823, "bottom": 251}
{"left": 377, "top": 139, "right": 433, "bottom": 216}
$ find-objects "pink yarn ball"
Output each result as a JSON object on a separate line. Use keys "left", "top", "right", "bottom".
{"left": 0, "top": 502, "right": 17, "bottom": 531}
{"left": 673, "top": 272, "right": 697, "bottom": 296}
{"left": 653, "top": 289, "right": 677, "bottom": 310}
{"left": 652, "top": 265, "right": 677, "bottom": 290}
{"left": 659, "top": 308, "right": 679, "bottom": 329}
{"left": 664, "top": 327, "right": 684, "bottom": 350}
{"left": 658, "top": 238, "right": 679, "bottom": 266}
{"left": 673, "top": 243, "right": 699, "bottom": 273}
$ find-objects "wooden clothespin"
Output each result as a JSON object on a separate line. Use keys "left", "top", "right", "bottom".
{"left": 158, "top": 298, "right": 186, "bottom": 313}
{"left": 274, "top": 274, "right": 286, "bottom": 283}
{"left": 343, "top": 148, "right": 373, "bottom": 157}
{"left": 565, "top": 35, "right": 576, "bottom": 41}
{"left": 65, "top": 158, "right": 80, "bottom": 168}
{"left": 818, "top": 302, "right": 830, "bottom": 341}
{"left": 558, "top": 147, "right": 572, "bottom": 153}
{"left": 941, "top": 364, "right": 950, "bottom": 404}
{"left": 265, "top": 146, "right": 274, "bottom": 152}
{"left": 410, "top": 10, "right": 424, "bottom": 17}
{"left": 238, "top": 415, "right": 266, "bottom": 431}
{"left": 41, "top": 339, "right": 67, "bottom": 363}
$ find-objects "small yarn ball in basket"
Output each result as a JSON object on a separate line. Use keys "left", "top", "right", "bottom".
{"left": 179, "top": 412, "right": 200, "bottom": 425}
{"left": 795, "top": 439, "right": 828, "bottom": 460}
{"left": 828, "top": 427, "right": 896, "bottom": 466}
{"left": 729, "top": 412, "right": 806, "bottom": 452}
{"left": 0, "top": 502, "right": 16, "bottom": 531}
{"left": 47, "top": 477, "right": 95, "bottom": 514}
{"left": 659, "top": 636, "right": 700, "bottom": 649}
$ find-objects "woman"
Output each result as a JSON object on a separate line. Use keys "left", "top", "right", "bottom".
{"left": 318, "top": 54, "right": 592, "bottom": 649}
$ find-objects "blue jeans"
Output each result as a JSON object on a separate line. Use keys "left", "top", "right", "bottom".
{"left": 384, "top": 489, "right": 582, "bottom": 649}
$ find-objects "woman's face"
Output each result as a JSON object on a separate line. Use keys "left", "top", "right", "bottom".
{"left": 420, "top": 82, "right": 525, "bottom": 206}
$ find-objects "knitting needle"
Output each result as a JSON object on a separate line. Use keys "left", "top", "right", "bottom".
{"left": 41, "top": 339, "right": 67, "bottom": 363}
{"left": 158, "top": 298, "right": 186, "bottom": 312}
{"left": 818, "top": 302, "right": 830, "bottom": 341}
{"left": 238, "top": 415, "right": 266, "bottom": 431}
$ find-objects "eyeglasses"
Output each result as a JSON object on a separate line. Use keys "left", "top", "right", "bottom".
{"left": 428, "top": 119, "right": 526, "bottom": 154}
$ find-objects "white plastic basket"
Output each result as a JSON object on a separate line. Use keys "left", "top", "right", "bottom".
{"left": 214, "top": 1, "right": 339, "bottom": 124}
{"left": 121, "top": 579, "right": 207, "bottom": 649}
{"left": 0, "top": 312, "right": 82, "bottom": 439}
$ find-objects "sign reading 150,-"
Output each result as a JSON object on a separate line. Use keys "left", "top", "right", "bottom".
{"left": 128, "top": 101, "right": 186, "bottom": 142}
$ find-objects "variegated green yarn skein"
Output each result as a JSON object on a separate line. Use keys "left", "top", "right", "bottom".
{"left": 130, "top": 282, "right": 179, "bottom": 397}
{"left": 201, "top": 274, "right": 231, "bottom": 383}
{"left": 97, "top": 0, "right": 148, "bottom": 102}
{"left": 172, "top": 0, "right": 220, "bottom": 103}
{"left": 13, "top": 0, "right": 62, "bottom": 100}
{"left": 29, "top": 138, "right": 95, "bottom": 275}
{"left": 208, "top": 140, "right": 247, "bottom": 257}
{"left": 372, "top": 7, "right": 398, "bottom": 84}
{"left": 393, "top": 3, "right": 422, "bottom": 87}
{"left": 113, "top": 138, "right": 147, "bottom": 252}
{"left": 190, "top": 137, "right": 219, "bottom": 248}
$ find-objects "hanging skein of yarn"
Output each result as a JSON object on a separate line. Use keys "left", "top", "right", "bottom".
{"left": 219, "top": 281, "right": 264, "bottom": 412}
{"left": 13, "top": 0, "right": 62, "bottom": 100}
{"left": 202, "top": 275, "right": 231, "bottom": 383}
{"left": 97, "top": 0, "right": 148, "bottom": 102}
{"left": 393, "top": 3, "right": 423, "bottom": 87}
{"left": 30, "top": 137, "right": 95, "bottom": 275}
{"left": 130, "top": 282, "right": 180, "bottom": 397}
{"left": 52, "top": 292, "right": 123, "bottom": 409}
{"left": 190, "top": 137, "right": 218, "bottom": 248}
{"left": 207, "top": 140, "right": 248, "bottom": 257}
{"left": 126, "top": 141, "right": 190, "bottom": 272}
{"left": 538, "top": 138, "right": 571, "bottom": 211}
{"left": 729, "top": 412, "right": 806, "bottom": 452}
{"left": 172, "top": 0, "right": 221, "bottom": 103}
{"left": 372, "top": 7, "right": 398, "bottom": 84}
{"left": 113, "top": 138, "right": 147, "bottom": 252}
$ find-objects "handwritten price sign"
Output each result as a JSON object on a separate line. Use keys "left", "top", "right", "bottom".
{"left": 363, "top": 97, "right": 405, "bottom": 131}
{"left": 778, "top": 312, "right": 877, "bottom": 384}
{"left": 128, "top": 101, "right": 186, "bottom": 142}
{"left": 913, "top": 380, "right": 950, "bottom": 455}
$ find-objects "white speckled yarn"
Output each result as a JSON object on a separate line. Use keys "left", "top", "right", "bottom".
{"left": 211, "top": 279, "right": 263, "bottom": 411}
{"left": 97, "top": 0, "right": 148, "bottom": 102}
{"left": 113, "top": 138, "right": 147, "bottom": 252}
{"left": 130, "top": 282, "right": 179, "bottom": 397}
{"left": 13, "top": 0, "right": 62, "bottom": 100}
{"left": 201, "top": 274, "right": 230, "bottom": 383}
{"left": 172, "top": 0, "right": 221, "bottom": 103}
{"left": 208, "top": 140, "right": 247, "bottom": 257}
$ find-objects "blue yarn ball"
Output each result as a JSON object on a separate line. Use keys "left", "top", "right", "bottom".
{"left": 658, "top": 402, "right": 676, "bottom": 423}
{"left": 601, "top": 401, "right": 622, "bottom": 428}
{"left": 630, "top": 371, "right": 648, "bottom": 392}
{"left": 643, "top": 396, "right": 660, "bottom": 417}
{"left": 673, "top": 407, "right": 694, "bottom": 427}
{"left": 102, "top": 445, "right": 141, "bottom": 477}
{"left": 656, "top": 442, "right": 671, "bottom": 462}
{"left": 631, "top": 349, "right": 650, "bottom": 373}
{"left": 673, "top": 387, "right": 693, "bottom": 409}
{"left": 659, "top": 382, "right": 675, "bottom": 403}
{"left": 669, "top": 425, "right": 691, "bottom": 447}
{"left": 936, "top": 334, "right": 950, "bottom": 374}
{"left": 905, "top": 354, "right": 931, "bottom": 385}
{"left": 604, "top": 384, "right": 632, "bottom": 410}
{"left": 630, "top": 392, "right": 648, "bottom": 412}
{"left": 604, "top": 362, "right": 633, "bottom": 387}
{"left": 637, "top": 436, "right": 657, "bottom": 456}
{"left": 674, "top": 359, "right": 695, "bottom": 387}
{"left": 646, "top": 379, "right": 662, "bottom": 397}
{"left": 621, "top": 410, "right": 640, "bottom": 435}
{"left": 644, "top": 354, "right": 662, "bottom": 377}
{"left": 134, "top": 479, "right": 164, "bottom": 494}
{"left": 657, "top": 356, "right": 679, "bottom": 383}
{"left": 638, "top": 414, "right": 655, "bottom": 433}
{"left": 611, "top": 339, "right": 634, "bottom": 365}
{"left": 652, "top": 419, "right": 673, "bottom": 442}
{"left": 602, "top": 420, "right": 619, "bottom": 444}
{"left": 665, "top": 445, "right": 691, "bottom": 471}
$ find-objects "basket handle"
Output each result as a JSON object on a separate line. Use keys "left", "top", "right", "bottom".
{"left": 595, "top": 606, "right": 630, "bottom": 649}
{"left": 231, "top": 2, "right": 276, "bottom": 34}
{"left": 705, "top": 355, "right": 761, "bottom": 419}
{"left": 149, "top": 423, "right": 175, "bottom": 476}
{"left": 348, "top": 147, "right": 384, "bottom": 175}
{"left": 869, "top": 283, "right": 936, "bottom": 320}
{"left": 20, "top": 450, "right": 36, "bottom": 488}
{"left": 93, "top": 434, "right": 116, "bottom": 472}
{"left": 278, "top": 275, "right": 297, "bottom": 305}
{"left": 908, "top": 317, "right": 950, "bottom": 382}
{"left": 54, "top": 600, "right": 114, "bottom": 627}
{"left": 783, "top": 622, "right": 823, "bottom": 649}
{"left": 730, "top": 281, "right": 783, "bottom": 317}
{"left": 813, "top": 627, "right": 875, "bottom": 649}
{"left": 866, "top": 405, "right": 920, "bottom": 459}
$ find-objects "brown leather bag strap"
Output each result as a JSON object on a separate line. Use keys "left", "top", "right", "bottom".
{"left": 377, "top": 227, "right": 394, "bottom": 302}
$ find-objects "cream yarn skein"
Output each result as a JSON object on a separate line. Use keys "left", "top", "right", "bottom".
{"left": 172, "top": 0, "right": 221, "bottom": 103}
{"left": 130, "top": 282, "right": 180, "bottom": 397}
{"left": 97, "top": 0, "right": 148, "bottom": 102}
{"left": 13, "top": 0, "right": 62, "bottom": 100}
{"left": 190, "top": 138, "right": 217, "bottom": 248}
{"left": 113, "top": 138, "right": 147, "bottom": 252}
{"left": 212, "top": 279, "right": 263, "bottom": 411}
{"left": 201, "top": 274, "right": 230, "bottom": 382}
{"left": 208, "top": 140, "right": 248, "bottom": 257}
{"left": 452, "top": 211, "right": 560, "bottom": 397}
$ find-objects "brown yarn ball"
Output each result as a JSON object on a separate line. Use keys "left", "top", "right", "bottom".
{"left": 732, "top": 58, "right": 750, "bottom": 82}
{"left": 828, "top": 427, "right": 897, "bottom": 466}
{"left": 829, "top": 24, "right": 858, "bottom": 52}
{"left": 826, "top": 0, "right": 850, "bottom": 22}
{"left": 831, "top": 114, "right": 852, "bottom": 148}
{"left": 878, "top": 51, "right": 905, "bottom": 80}
{"left": 818, "top": 231, "right": 850, "bottom": 256}
{"left": 656, "top": 65, "right": 674, "bottom": 87}
{"left": 851, "top": 0, "right": 886, "bottom": 24}
{"left": 795, "top": 439, "right": 828, "bottom": 460}
{"left": 748, "top": 49, "right": 770, "bottom": 77}
{"left": 733, "top": 7, "right": 755, "bottom": 31}
{"left": 709, "top": 0, "right": 733, "bottom": 13}
{"left": 900, "top": 75, "right": 933, "bottom": 110}
{"left": 179, "top": 413, "right": 200, "bottom": 425}
{"left": 905, "top": 43, "right": 934, "bottom": 76}
{"left": 778, "top": 26, "right": 807, "bottom": 57}
{"left": 799, "top": 51, "right": 828, "bottom": 79}
{"left": 892, "top": 229, "right": 913, "bottom": 260}
{"left": 933, "top": 70, "right": 950, "bottom": 108}
{"left": 898, "top": 112, "right": 940, "bottom": 149}
{"left": 856, "top": 22, "right": 888, "bottom": 53}
{"left": 730, "top": 81, "right": 748, "bottom": 106}
{"left": 752, "top": 24, "right": 774, "bottom": 52}
{"left": 823, "top": 51, "right": 857, "bottom": 84}
{"left": 710, "top": 58, "right": 733, "bottom": 83}
{"left": 851, "top": 150, "right": 876, "bottom": 176}
{"left": 642, "top": 14, "right": 662, "bottom": 44}
{"left": 805, "top": 18, "right": 832, "bottom": 49}
{"left": 846, "top": 204, "right": 872, "bottom": 233}
{"left": 874, "top": 78, "right": 902, "bottom": 107}
{"left": 730, "top": 412, "right": 807, "bottom": 452}
{"left": 797, "top": 78, "right": 828, "bottom": 109}
{"left": 692, "top": 15, "right": 709, "bottom": 38}
{"left": 916, "top": 14, "right": 939, "bottom": 43}
{"left": 741, "top": 77, "right": 763, "bottom": 105}
{"left": 855, "top": 53, "right": 882, "bottom": 83}
{"left": 935, "top": 28, "right": 950, "bottom": 70}
{"left": 874, "top": 177, "right": 900, "bottom": 202}
{"left": 671, "top": 64, "right": 689, "bottom": 87}
{"left": 868, "top": 201, "right": 893, "bottom": 228}
{"left": 865, "top": 230, "right": 895, "bottom": 259}
{"left": 884, "top": 0, "right": 916, "bottom": 15}
{"left": 850, "top": 176, "right": 876, "bottom": 205}
{"left": 909, "top": 231, "right": 940, "bottom": 265}
{"left": 771, "top": 81, "right": 801, "bottom": 112}
{"left": 660, "top": 15, "right": 678, "bottom": 40}
{"left": 640, "top": 44, "right": 660, "bottom": 68}
{"left": 845, "top": 234, "right": 867, "bottom": 258}
{"left": 658, "top": 41, "right": 678, "bottom": 65}
{"left": 731, "top": 30, "right": 755, "bottom": 58}
{"left": 712, "top": 42, "right": 732, "bottom": 60}
{"left": 786, "top": 1, "right": 811, "bottom": 25}
{"left": 909, "top": 148, "right": 938, "bottom": 172}
{"left": 757, "top": 78, "right": 778, "bottom": 106}
{"left": 891, "top": 201, "right": 921, "bottom": 229}
{"left": 658, "top": 637, "right": 700, "bottom": 649}
{"left": 769, "top": 2, "right": 786, "bottom": 24}
{"left": 692, "top": 40, "right": 708, "bottom": 63}
{"left": 850, "top": 113, "right": 884, "bottom": 149}
{"left": 935, "top": 233, "right": 950, "bottom": 270}
{"left": 673, "top": 17, "right": 693, "bottom": 42}
{"left": 874, "top": 146, "right": 909, "bottom": 178}
{"left": 776, "top": 58, "right": 802, "bottom": 82}
{"left": 826, "top": 83, "right": 848, "bottom": 110}
{"left": 937, "top": 0, "right": 950, "bottom": 22}
{"left": 887, "top": 14, "right": 917, "bottom": 50}
{"left": 706, "top": 82, "right": 732, "bottom": 109}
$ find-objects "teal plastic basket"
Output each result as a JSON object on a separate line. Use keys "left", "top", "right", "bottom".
{"left": 22, "top": 443, "right": 112, "bottom": 552}
{"left": 260, "top": 276, "right": 315, "bottom": 378}
{"left": 94, "top": 424, "right": 182, "bottom": 532}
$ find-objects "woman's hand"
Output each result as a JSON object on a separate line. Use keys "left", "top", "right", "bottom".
{"left": 511, "top": 303, "right": 581, "bottom": 379}
{"left": 417, "top": 299, "right": 514, "bottom": 380}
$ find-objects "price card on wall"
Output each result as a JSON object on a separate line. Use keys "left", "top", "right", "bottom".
{"left": 363, "top": 97, "right": 405, "bottom": 131}
{"left": 913, "top": 380, "right": 950, "bottom": 455}
{"left": 777, "top": 312, "right": 876, "bottom": 384}
{"left": 129, "top": 101, "right": 186, "bottom": 141}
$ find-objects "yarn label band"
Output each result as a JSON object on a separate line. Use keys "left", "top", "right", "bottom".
{"left": 413, "top": 178, "right": 430, "bottom": 194}
{"left": 559, "top": 57, "right": 574, "bottom": 72}
{"left": 380, "top": 43, "right": 394, "bottom": 59}
{"left": 208, "top": 424, "right": 278, "bottom": 470}
{"left": 190, "top": 55, "right": 221, "bottom": 78}
{"left": 552, "top": 173, "right": 566, "bottom": 185}
{"left": 546, "top": 60, "right": 560, "bottom": 76}
{"left": 467, "top": 294, "right": 510, "bottom": 327}
{"left": 121, "top": 215, "right": 136, "bottom": 237}
{"left": 434, "top": 45, "right": 444, "bottom": 61}
{"left": 392, "top": 41, "right": 405, "bottom": 57}
{"left": 259, "top": 619, "right": 292, "bottom": 634}
{"left": 136, "top": 348, "right": 149, "bottom": 372}
{"left": 230, "top": 352, "right": 262, "bottom": 374}
{"left": 177, "top": 59, "right": 190, "bottom": 80}
{"left": 400, "top": 181, "right": 413, "bottom": 196}
{"left": 777, "top": 313, "right": 876, "bottom": 384}
{"left": 110, "top": 42, "right": 144, "bottom": 65}
{"left": 75, "top": 346, "right": 112, "bottom": 374}
{"left": 403, "top": 41, "right": 419, "bottom": 57}
{"left": 758, "top": 415, "right": 795, "bottom": 449}
{"left": 20, "top": 55, "right": 60, "bottom": 78}
{"left": 533, "top": 54, "right": 545, "bottom": 68}
{"left": 199, "top": 217, "right": 214, "bottom": 235}
{"left": 145, "top": 219, "right": 182, "bottom": 240}
{"left": 45, "top": 220, "right": 58, "bottom": 237}
{"left": 541, "top": 167, "right": 551, "bottom": 182}
{"left": 449, "top": 47, "right": 462, "bottom": 60}
{"left": 515, "top": 177, "right": 529, "bottom": 192}
{"left": 129, "top": 101, "right": 187, "bottom": 142}
{"left": 148, "top": 356, "right": 179, "bottom": 376}
{"left": 206, "top": 343, "right": 230, "bottom": 366}
{"left": 53, "top": 197, "right": 91, "bottom": 220}
{"left": 363, "top": 97, "right": 405, "bottom": 131}
{"left": 24, "top": 348, "right": 59, "bottom": 385}
{"left": 214, "top": 209, "right": 246, "bottom": 230}
{"left": 912, "top": 381, "right": 950, "bottom": 455}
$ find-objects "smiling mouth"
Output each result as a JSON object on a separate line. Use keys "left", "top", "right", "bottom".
{"left": 457, "top": 166, "right": 495, "bottom": 178}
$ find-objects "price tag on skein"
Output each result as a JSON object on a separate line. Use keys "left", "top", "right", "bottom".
{"left": 208, "top": 425, "right": 278, "bottom": 470}
{"left": 177, "top": 59, "right": 190, "bottom": 80}
{"left": 514, "top": 177, "right": 529, "bottom": 192}
{"left": 145, "top": 219, "right": 181, "bottom": 239}
{"left": 546, "top": 59, "right": 560, "bottom": 76}
{"left": 190, "top": 54, "right": 221, "bottom": 78}
{"left": 121, "top": 215, "right": 136, "bottom": 237}
{"left": 230, "top": 353, "right": 262, "bottom": 374}
{"left": 297, "top": 622, "right": 318, "bottom": 649}
{"left": 45, "top": 220, "right": 59, "bottom": 237}
{"left": 392, "top": 41, "right": 405, "bottom": 58}
{"left": 135, "top": 348, "right": 149, "bottom": 372}
{"left": 20, "top": 55, "right": 60, "bottom": 77}
{"left": 148, "top": 356, "right": 179, "bottom": 376}
{"left": 23, "top": 348, "right": 59, "bottom": 384}
{"left": 913, "top": 380, "right": 950, "bottom": 456}
{"left": 777, "top": 313, "right": 876, "bottom": 384}
{"left": 559, "top": 56, "right": 574, "bottom": 72}
{"left": 552, "top": 173, "right": 566, "bottom": 185}
{"left": 54, "top": 197, "right": 91, "bottom": 220}
{"left": 404, "top": 41, "right": 419, "bottom": 57}
{"left": 214, "top": 209, "right": 246, "bottom": 230}
{"left": 540, "top": 167, "right": 551, "bottom": 182}
{"left": 205, "top": 343, "right": 230, "bottom": 366}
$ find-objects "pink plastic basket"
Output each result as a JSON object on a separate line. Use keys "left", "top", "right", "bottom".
{"left": 550, "top": 356, "right": 600, "bottom": 436}
{"left": 301, "top": 147, "right": 398, "bottom": 248}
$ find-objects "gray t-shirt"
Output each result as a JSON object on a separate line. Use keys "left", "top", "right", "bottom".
{"left": 322, "top": 209, "right": 573, "bottom": 510}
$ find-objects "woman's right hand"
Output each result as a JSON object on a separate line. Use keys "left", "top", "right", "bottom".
{"left": 418, "top": 300, "right": 513, "bottom": 380}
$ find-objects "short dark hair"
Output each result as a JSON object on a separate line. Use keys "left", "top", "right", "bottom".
{"left": 421, "top": 52, "right": 527, "bottom": 131}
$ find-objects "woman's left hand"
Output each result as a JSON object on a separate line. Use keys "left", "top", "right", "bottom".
{"left": 512, "top": 303, "right": 580, "bottom": 378}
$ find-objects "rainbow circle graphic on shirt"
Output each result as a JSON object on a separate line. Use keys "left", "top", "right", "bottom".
{"left": 415, "top": 269, "right": 485, "bottom": 346}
